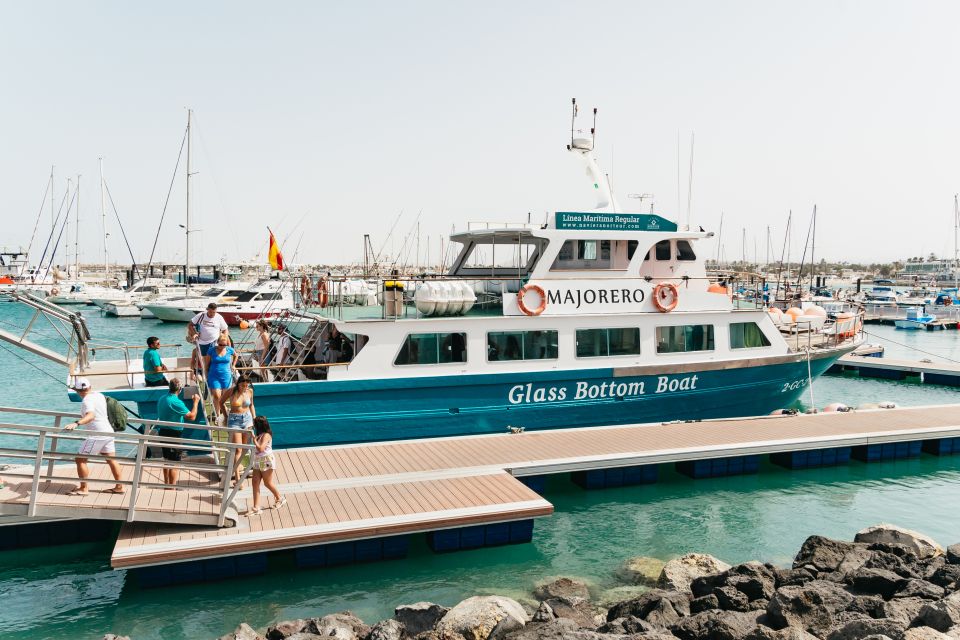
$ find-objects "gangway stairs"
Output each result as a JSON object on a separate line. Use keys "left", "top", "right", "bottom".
{"left": 0, "top": 406, "right": 254, "bottom": 527}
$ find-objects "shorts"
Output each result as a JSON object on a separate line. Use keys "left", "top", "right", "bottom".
{"left": 227, "top": 412, "right": 253, "bottom": 430}
{"left": 207, "top": 371, "right": 233, "bottom": 390}
{"left": 79, "top": 436, "right": 115, "bottom": 456}
{"left": 144, "top": 376, "right": 168, "bottom": 388}
{"left": 198, "top": 342, "right": 214, "bottom": 357}
{"left": 157, "top": 427, "right": 184, "bottom": 461}
{"left": 253, "top": 454, "right": 277, "bottom": 472}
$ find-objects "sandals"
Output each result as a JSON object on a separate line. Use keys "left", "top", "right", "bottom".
{"left": 273, "top": 496, "right": 287, "bottom": 510}
{"left": 247, "top": 508, "right": 262, "bottom": 517}
{"left": 68, "top": 489, "right": 89, "bottom": 496}
{"left": 103, "top": 487, "right": 125, "bottom": 494}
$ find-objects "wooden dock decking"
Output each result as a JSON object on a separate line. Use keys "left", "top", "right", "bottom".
{"left": 111, "top": 404, "right": 960, "bottom": 569}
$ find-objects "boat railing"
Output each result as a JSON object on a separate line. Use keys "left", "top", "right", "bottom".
{"left": 0, "top": 405, "right": 254, "bottom": 527}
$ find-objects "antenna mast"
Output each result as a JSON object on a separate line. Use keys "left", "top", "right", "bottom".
{"left": 100, "top": 158, "right": 107, "bottom": 278}
{"left": 185, "top": 109, "right": 192, "bottom": 296}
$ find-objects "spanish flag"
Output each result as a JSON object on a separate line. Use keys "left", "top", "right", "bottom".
{"left": 268, "top": 228, "right": 284, "bottom": 271}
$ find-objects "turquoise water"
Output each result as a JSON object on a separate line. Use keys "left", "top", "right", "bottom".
{"left": 0, "top": 304, "right": 959, "bottom": 640}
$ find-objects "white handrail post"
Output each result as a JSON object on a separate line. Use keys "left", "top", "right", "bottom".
{"left": 126, "top": 439, "right": 146, "bottom": 523}
{"left": 216, "top": 440, "right": 235, "bottom": 526}
{"left": 46, "top": 416, "right": 61, "bottom": 482}
{"left": 27, "top": 429, "right": 47, "bottom": 517}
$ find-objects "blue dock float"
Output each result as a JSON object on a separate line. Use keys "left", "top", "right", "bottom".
{"left": 136, "top": 552, "right": 268, "bottom": 588}
{"left": 852, "top": 440, "right": 923, "bottom": 462}
{"left": 675, "top": 455, "right": 760, "bottom": 479}
{"left": 770, "top": 447, "right": 852, "bottom": 470}
{"left": 0, "top": 518, "right": 116, "bottom": 551}
{"left": 571, "top": 464, "right": 659, "bottom": 489}
{"left": 923, "top": 437, "right": 960, "bottom": 455}
{"left": 296, "top": 535, "right": 410, "bottom": 568}
{"left": 427, "top": 519, "right": 535, "bottom": 553}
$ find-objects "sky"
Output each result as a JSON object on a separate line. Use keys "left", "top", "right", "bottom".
{"left": 2, "top": 1, "right": 959, "bottom": 269}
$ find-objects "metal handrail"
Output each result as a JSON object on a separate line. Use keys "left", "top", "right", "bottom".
{"left": 0, "top": 406, "right": 254, "bottom": 526}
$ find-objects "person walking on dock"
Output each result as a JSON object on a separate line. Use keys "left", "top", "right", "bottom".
{"left": 247, "top": 416, "right": 285, "bottom": 516}
{"left": 205, "top": 336, "right": 238, "bottom": 419}
{"left": 142, "top": 336, "right": 169, "bottom": 388}
{"left": 188, "top": 302, "right": 229, "bottom": 358}
{"left": 64, "top": 378, "right": 124, "bottom": 496}
{"left": 222, "top": 376, "right": 255, "bottom": 485}
{"left": 156, "top": 379, "right": 201, "bottom": 488}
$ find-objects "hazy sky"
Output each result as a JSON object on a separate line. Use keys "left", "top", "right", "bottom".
{"left": 2, "top": 1, "right": 959, "bottom": 269}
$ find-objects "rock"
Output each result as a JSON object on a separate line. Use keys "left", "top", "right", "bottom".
{"left": 930, "top": 566, "right": 960, "bottom": 589}
{"left": 103, "top": 636, "right": 132, "bottom": 640}
{"left": 855, "top": 525, "right": 944, "bottom": 560}
{"left": 539, "top": 597, "right": 599, "bottom": 629}
{"left": 904, "top": 628, "right": 953, "bottom": 640}
{"left": 849, "top": 567, "right": 907, "bottom": 599}
{"left": 772, "top": 568, "right": 816, "bottom": 588}
{"left": 412, "top": 631, "right": 467, "bottom": 640}
{"left": 617, "top": 557, "right": 666, "bottom": 586}
{"left": 846, "top": 594, "right": 886, "bottom": 618}
{"left": 917, "top": 593, "right": 960, "bottom": 632}
{"left": 692, "top": 563, "right": 777, "bottom": 602}
{"left": 368, "top": 620, "right": 405, "bottom": 640}
{"left": 287, "top": 635, "right": 325, "bottom": 640}
{"left": 606, "top": 589, "right": 691, "bottom": 621}
{"left": 947, "top": 545, "right": 960, "bottom": 565}
{"left": 743, "top": 628, "right": 820, "bottom": 640}
{"left": 220, "top": 623, "right": 266, "bottom": 640}
{"left": 865, "top": 550, "right": 924, "bottom": 580}
{"left": 690, "top": 594, "right": 720, "bottom": 614}
{"left": 596, "top": 585, "right": 651, "bottom": 607}
{"left": 658, "top": 553, "right": 731, "bottom": 594}
{"left": 437, "top": 596, "right": 527, "bottom": 640}
{"left": 746, "top": 598, "right": 769, "bottom": 612}
{"left": 897, "top": 579, "right": 947, "bottom": 600}
{"left": 533, "top": 578, "right": 591, "bottom": 602}
{"left": 395, "top": 603, "right": 450, "bottom": 637}
{"left": 714, "top": 586, "right": 750, "bottom": 612}
{"left": 503, "top": 618, "right": 634, "bottom": 640}
{"left": 825, "top": 617, "right": 906, "bottom": 640}
{"left": 883, "top": 597, "right": 927, "bottom": 627}
{"left": 765, "top": 580, "right": 855, "bottom": 637}
{"left": 596, "top": 615, "right": 656, "bottom": 634}
{"left": 793, "top": 536, "right": 867, "bottom": 573}
{"left": 531, "top": 602, "right": 554, "bottom": 623}
{"left": 669, "top": 609, "right": 763, "bottom": 640}
{"left": 267, "top": 620, "right": 309, "bottom": 639}
{"left": 306, "top": 613, "right": 369, "bottom": 640}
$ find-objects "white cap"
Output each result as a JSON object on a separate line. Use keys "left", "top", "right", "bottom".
{"left": 72, "top": 377, "right": 92, "bottom": 391}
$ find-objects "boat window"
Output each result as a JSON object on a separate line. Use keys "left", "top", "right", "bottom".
{"left": 576, "top": 327, "right": 641, "bottom": 358}
{"left": 201, "top": 288, "right": 224, "bottom": 296}
{"left": 730, "top": 322, "right": 771, "bottom": 349}
{"left": 656, "top": 325, "right": 715, "bottom": 353}
{"left": 395, "top": 332, "right": 467, "bottom": 365}
{"left": 487, "top": 330, "right": 558, "bottom": 361}
{"left": 462, "top": 240, "right": 539, "bottom": 270}
{"left": 676, "top": 240, "right": 696, "bottom": 261}
{"left": 551, "top": 240, "right": 612, "bottom": 269}
{"left": 655, "top": 240, "right": 671, "bottom": 261}
{"left": 233, "top": 291, "right": 259, "bottom": 302}
{"left": 627, "top": 240, "right": 638, "bottom": 260}
{"left": 225, "top": 289, "right": 248, "bottom": 297}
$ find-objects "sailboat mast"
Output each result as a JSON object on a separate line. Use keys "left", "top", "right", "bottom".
{"left": 75, "top": 175, "right": 80, "bottom": 277}
{"left": 185, "top": 109, "right": 192, "bottom": 296}
{"left": 99, "top": 158, "right": 107, "bottom": 278}
{"left": 810, "top": 205, "right": 817, "bottom": 291}
{"left": 65, "top": 177, "right": 72, "bottom": 274}
{"left": 954, "top": 194, "right": 958, "bottom": 291}
{"left": 49, "top": 166, "right": 55, "bottom": 274}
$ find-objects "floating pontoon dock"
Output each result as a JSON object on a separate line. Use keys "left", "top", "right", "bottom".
{"left": 831, "top": 354, "right": 960, "bottom": 385}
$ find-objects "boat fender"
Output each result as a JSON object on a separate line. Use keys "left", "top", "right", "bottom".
{"left": 517, "top": 284, "right": 546, "bottom": 316}
{"left": 318, "top": 277, "right": 329, "bottom": 308}
{"left": 878, "top": 401, "right": 898, "bottom": 409}
{"left": 652, "top": 283, "right": 679, "bottom": 312}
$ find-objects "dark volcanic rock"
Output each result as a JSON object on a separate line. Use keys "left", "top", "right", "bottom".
{"left": 605, "top": 589, "right": 691, "bottom": 621}
{"left": 895, "top": 579, "right": 946, "bottom": 601}
{"left": 915, "top": 593, "right": 960, "bottom": 632}
{"left": 743, "top": 628, "right": 820, "bottom": 640}
{"left": 824, "top": 617, "right": 906, "bottom": 640}
{"left": 533, "top": 578, "right": 590, "bottom": 602}
{"left": 793, "top": 536, "right": 867, "bottom": 574}
{"left": 864, "top": 550, "right": 923, "bottom": 580}
{"left": 946, "top": 544, "right": 960, "bottom": 565}
{"left": 772, "top": 568, "right": 816, "bottom": 589}
{"left": 690, "top": 594, "right": 720, "bottom": 614}
{"left": 883, "top": 597, "right": 928, "bottom": 627}
{"left": 714, "top": 586, "right": 751, "bottom": 612}
{"left": 765, "top": 580, "right": 855, "bottom": 637}
{"left": 849, "top": 567, "right": 907, "bottom": 599}
{"left": 368, "top": 620, "right": 405, "bottom": 640}
{"left": 596, "top": 615, "right": 655, "bottom": 634}
{"left": 845, "top": 594, "right": 886, "bottom": 618}
{"left": 267, "top": 620, "right": 310, "bottom": 639}
{"left": 670, "top": 609, "right": 763, "bottom": 640}
{"left": 929, "top": 565, "right": 960, "bottom": 589}
{"left": 506, "top": 618, "right": 673, "bottom": 640}
{"left": 395, "top": 603, "right": 450, "bottom": 637}
{"left": 540, "top": 597, "right": 598, "bottom": 629}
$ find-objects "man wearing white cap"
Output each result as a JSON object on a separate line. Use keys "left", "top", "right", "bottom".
{"left": 64, "top": 378, "right": 124, "bottom": 496}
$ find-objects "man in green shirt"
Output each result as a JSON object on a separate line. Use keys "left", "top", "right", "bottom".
{"left": 156, "top": 378, "right": 200, "bottom": 487}
{"left": 143, "top": 336, "right": 168, "bottom": 387}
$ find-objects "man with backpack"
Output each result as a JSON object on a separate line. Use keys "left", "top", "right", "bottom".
{"left": 64, "top": 378, "right": 124, "bottom": 496}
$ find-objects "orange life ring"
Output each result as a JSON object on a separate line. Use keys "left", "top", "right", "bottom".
{"left": 517, "top": 284, "right": 546, "bottom": 316}
{"left": 653, "top": 283, "right": 679, "bottom": 312}
{"left": 318, "top": 277, "right": 329, "bottom": 308}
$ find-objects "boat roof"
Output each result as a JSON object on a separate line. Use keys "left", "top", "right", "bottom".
{"left": 450, "top": 212, "right": 708, "bottom": 244}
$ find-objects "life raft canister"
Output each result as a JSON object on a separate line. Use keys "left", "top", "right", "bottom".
{"left": 653, "top": 283, "right": 679, "bottom": 312}
{"left": 517, "top": 283, "right": 547, "bottom": 316}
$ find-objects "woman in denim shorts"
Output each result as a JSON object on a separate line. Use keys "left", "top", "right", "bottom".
{"left": 222, "top": 375, "right": 255, "bottom": 485}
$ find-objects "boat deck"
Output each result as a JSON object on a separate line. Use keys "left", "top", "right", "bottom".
{"left": 111, "top": 404, "right": 960, "bottom": 569}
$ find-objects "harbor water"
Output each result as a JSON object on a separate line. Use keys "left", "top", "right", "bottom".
{"left": 0, "top": 304, "right": 959, "bottom": 640}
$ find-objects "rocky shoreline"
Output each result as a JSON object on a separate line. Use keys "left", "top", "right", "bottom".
{"left": 105, "top": 524, "right": 960, "bottom": 640}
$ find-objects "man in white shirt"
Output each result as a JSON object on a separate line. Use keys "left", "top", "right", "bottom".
{"left": 274, "top": 324, "right": 293, "bottom": 366}
{"left": 64, "top": 378, "right": 124, "bottom": 496}
{"left": 187, "top": 303, "right": 230, "bottom": 358}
